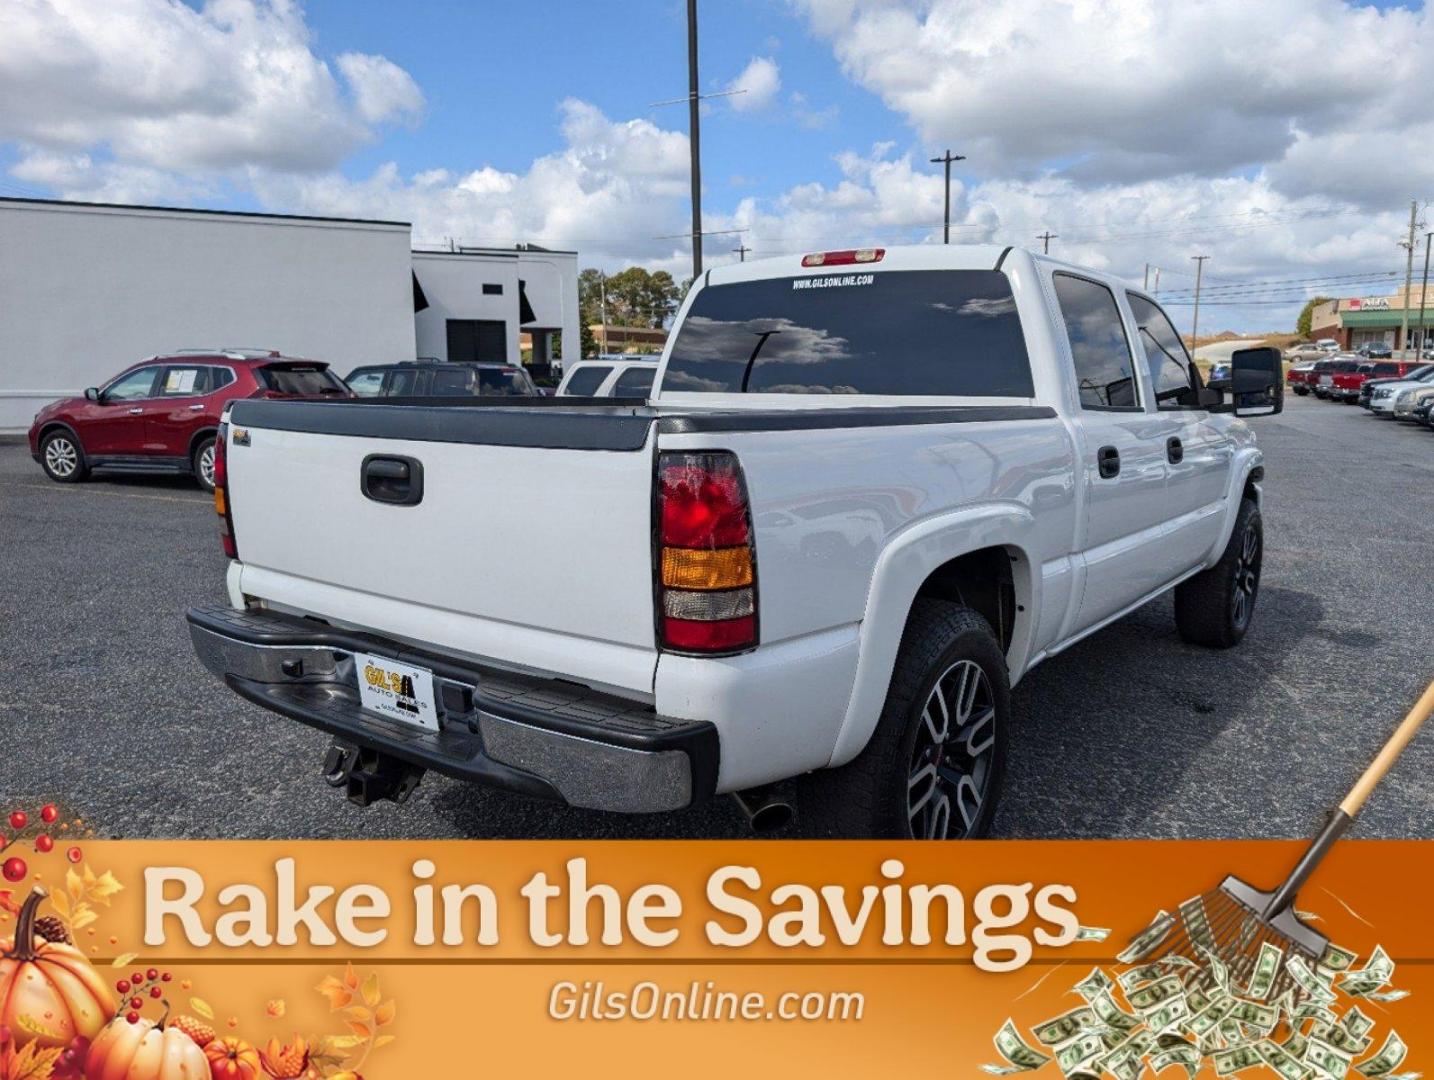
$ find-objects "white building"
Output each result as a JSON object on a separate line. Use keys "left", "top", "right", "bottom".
{"left": 0, "top": 197, "right": 579, "bottom": 432}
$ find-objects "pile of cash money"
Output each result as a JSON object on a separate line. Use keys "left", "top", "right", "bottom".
{"left": 983, "top": 903, "right": 1414, "bottom": 1080}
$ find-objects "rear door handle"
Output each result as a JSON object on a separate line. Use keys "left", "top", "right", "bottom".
{"left": 361, "top": 454, "right": 424, "bottom": 506}
{"left": 1097, "top": 445, "right": 1121, "bottom": 479}
{"left": 127, "top": 407, "right": 144, "bottom": 415}
{"left": 1166, "top": 436, "right": 1184, "bottom": 464}
{"left": 188, "top": 404, "right": 205, "bottom": 411}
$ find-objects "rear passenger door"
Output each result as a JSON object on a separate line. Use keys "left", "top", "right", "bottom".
{"left": 145, "top": 364, "right": 215, "bottom": 457}
{"left": 1050, "top": 273, "right": 1172, "bottom": 634}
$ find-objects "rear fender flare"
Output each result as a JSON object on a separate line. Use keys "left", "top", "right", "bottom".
{"left": 187, "top": 425, "right": 220, "bottom": 463}
{"left": 825, "top": 502, "right": 1039, "bottom": 768}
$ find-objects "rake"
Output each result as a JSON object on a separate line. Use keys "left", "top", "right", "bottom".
{"left": 1135, "top": 678, "right": 1434, "bottom": 1003}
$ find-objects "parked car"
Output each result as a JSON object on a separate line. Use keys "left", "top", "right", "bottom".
{"left": 1410, "top": 396, "right": 1433, "bottom": 427}
{"left": 344, "top": 361, "right": 539, "bottom": 398}
{"left": 1287, "top": 360, "right": 1319, "bottom": 395}
{"left": 555, "top": 357, "right": 661, "bottom": 398}
{"left": 1330, "top": 360, "right": 1419, "bottom": 403}
{"left": 1312, "top": 357, "right": 1358, "bottom": 399}
{"left": 1360, "top": 363, "right": 1434, "bottom": 408}
{"left": 1207, "top": 361, "right": 1231, "bottom": 387}
{"left": 28, "top": 349, "right": 349, "bottom": 492}
{"left": 1369, "top": 366, "right": 1434, "bottom": 416}
{"left": 1356, "top": 341, "right": 1394, "bottom": 359}
{"left": 186, "top": 244, "right": 1282, "bottom": 839}
{"left": 1285, "top": 343, "right": 1328, "bottom": 364}
{"left": 1316, "top": 339, "right": 1341, "bottom": 352}
{"left": 1392, "top": 383, "right": 1434, "bottom": 420}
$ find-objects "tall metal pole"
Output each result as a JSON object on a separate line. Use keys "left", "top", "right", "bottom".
{"left": 1191, "top": 255, "right": 1210, "bottom": 348}
{"left": 928, "top": 150, "right": 965, "bottom": 244}
{"left": 1400, "top": 200, "right": 1418, "bottom": 355}
{"left": 1418, "top": 231, "right": 1431, "bottom": 356}
{"left": 599, "top": 272, "right": 609, "bottom": 356}
{"left": 1143, "top": 263, "right": 1150, "bottom": 291}
{"left": 686, "top": 0, "right": 703, "bottom": 278}
{"left": 733, "top": 244, "right": 751, "bottom": 262}
{"left": 1037, "top": 231, "right": 1057, "bottom": 254}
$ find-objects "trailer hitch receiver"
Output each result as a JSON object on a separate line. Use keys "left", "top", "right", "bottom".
{"left": 322, "top": 741, "right": 425, "bottom": 807}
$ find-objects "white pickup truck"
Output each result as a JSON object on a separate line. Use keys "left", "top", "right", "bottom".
{"left": 187, "top": 244, "right": 1283, "bottom": 839}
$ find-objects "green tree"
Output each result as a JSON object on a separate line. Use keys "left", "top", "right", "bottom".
{"left": 1296, "top": 296, "right": 1332, "bottom": 337}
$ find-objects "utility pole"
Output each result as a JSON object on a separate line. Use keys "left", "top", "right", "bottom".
{"left": 1400, "top": 200, "right": 1419, "bottom": 355}
{"left": 1190, "top": 255, "right": 1210, "bottom": 348}
{"left": 599, "top": 272, "right": 609, "bottom": 356}
{"left": 928, "top": 149, "right": 966, "bottom": 243}
{"left": 686, "top": 0, "right": 703, "bottom": 278}
{"left": 1037, "top": 231, "right": 1057, "bottom": 254}
{"left": 1143, "top": 263, "right": 1150, "bottom": 290}
{"left": 732, "top": 243, "right": 751, "bottom": 262}
{"left": 1419, "top": 231, "right": 1432, "bottom": 356}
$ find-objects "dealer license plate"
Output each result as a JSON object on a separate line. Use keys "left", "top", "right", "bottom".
{"left": 1320, "top": 375, "right": 1333, "bottom": 386}
{"left": 355, "top": 652, "right": 440, "bottom": 731}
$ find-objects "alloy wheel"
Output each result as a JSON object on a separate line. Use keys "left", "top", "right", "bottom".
{"left": 907, "top": 659, "right": 997, "bottom": 839}
{"left": 44, "top": 437, "right": 78, "bottom": 478}
{"left": 198, "top": 443, "right": 216, "bottom": 488}
{"left": 1232, "top": 523, "right": 1261, "bottom": 629}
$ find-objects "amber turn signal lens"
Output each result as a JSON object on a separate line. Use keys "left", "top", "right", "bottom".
{"left": 661, "top": 546, "right": 753, "bottom": 590}
{"left": 214, "top": 488, "right": 226, "bottom": 516}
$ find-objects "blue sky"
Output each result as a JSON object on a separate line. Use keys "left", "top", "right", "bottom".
{"left": 1, "top": 0, "right": 1431, "bottom": 330}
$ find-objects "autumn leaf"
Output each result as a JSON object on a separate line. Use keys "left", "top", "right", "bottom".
{"left": 47, "top": 892, "right": 69, "bottom": 920}
{"left": 87, "top": 869, "right": 123, "bottom": 905}
{"left": 71, "top": 908, "right": 98, "bottom": 931}
{"left": 65, "top": 869, "right": 83, "bottom": 904}
{"left": 342, "top": 963, "right": 359, "bottom": 990}
{"left": 265, "top": 999, "right": 285, "bottom": 1019}
{"left": 315, "top": 975, "right": 353, "bottom": 1011}
{"left": 190, "top": 997, "right": 215, "bottom": 1020}
{"left": 320, "top": 1035, "right": 365, "bottom": 1053}
{"left": 342, "top": 1006, "right": 371, "bottom": 1025}
{"left": 360, "top": 972, "right": 381, "bottom": 1008}
{"left": 344, "top": 1020, "right": 372, "bottom": 1040}
{"left": 373, "top": 1034, "right": 396, "bottom": 1049}
{"left": 4, "top": 1041, "right": 64, "bottom": 1080}
{"left": 110, "top": 952, "right": 138, "bottom": 968}
{"left": 373, "top": 1000, "right": 395, "bottom": 1027}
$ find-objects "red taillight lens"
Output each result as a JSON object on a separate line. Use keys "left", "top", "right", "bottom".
{"left": 656, "top": 452, "right": 757, "bottom": 655}
{"left": 800, "top": 247, "right": 884, "bottom": 267}
{"left": 215, "top": 422, "right": 238, "bottom": 560}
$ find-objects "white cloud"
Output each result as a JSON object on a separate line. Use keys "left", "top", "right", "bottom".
{"left": 336, "top": 52, "right": 425, "bottom": 126}
{"left": 792, "top": 0, "right": 1434, "bottom": 204}
{"left": 0, "top": 0, "right": 420, "bottom": 172}
{"left": 728, "top": 56, "right": 781, "bottom": 112}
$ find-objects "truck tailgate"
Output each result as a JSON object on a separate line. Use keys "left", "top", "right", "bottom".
{"left": 222, "top": 400, "right": 660, "bottom": 696}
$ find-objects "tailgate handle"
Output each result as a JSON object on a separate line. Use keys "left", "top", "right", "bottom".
{"left": 361, "top": 455, "right": 424, "bottom": 506}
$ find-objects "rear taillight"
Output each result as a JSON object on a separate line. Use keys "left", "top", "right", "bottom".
{"left": 801, "top": 248, "right": 884, "bottom": 267}
{"left": 215, "top": 422, "right": 238, "bottom": 559}
{"left": 656, "top": 451, "right": 757, "bottom": 654}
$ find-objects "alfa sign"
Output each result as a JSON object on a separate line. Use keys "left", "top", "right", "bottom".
{"left": 1347, "top": 297, "right": 1392, "bottom": 310}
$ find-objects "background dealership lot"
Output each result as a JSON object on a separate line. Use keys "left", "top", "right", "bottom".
{"left": 1, "top": 395, "right": 1430, "bottom": 841}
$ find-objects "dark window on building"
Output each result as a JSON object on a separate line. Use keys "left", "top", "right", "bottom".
{"left": 482, "top": 283, "right": 503, "bottom": 296}
{"left": 564, "top": 366, "right": 612, "bottom": 395}
{"left": 612, "top": 367, "right": 656, "bottom": 397}
{"left": 662, "top": 270, "right": 1033, "bottom": 396}
{"left": 1127, "top": 293, "right": 1197, "bottom": 410}
{"left": 1053, "top": 274, "right": 1138, "bottom": 409}
{"left": 446, "top": 319, "right": 507, "bottom": 362}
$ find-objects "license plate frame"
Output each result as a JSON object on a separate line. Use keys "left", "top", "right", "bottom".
{"left": 355, "top": 652, "right": 440, "bottom": 731}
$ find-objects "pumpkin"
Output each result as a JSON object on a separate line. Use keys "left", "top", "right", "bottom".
{"left": 204, "top": 1036, "right": 261, "bottom": 1080}
{"left": 0, "top": 887, "right": 114, "bottom": 1049}
{"left": 84, "top": 1014, "right": 209, "bottom": 1080}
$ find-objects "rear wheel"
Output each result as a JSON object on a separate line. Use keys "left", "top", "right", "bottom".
{"left": 1174, "top": 498, "right": 1261, "bottom": 648}
{"left": 797, "top": 600, "right": 1008, "bottom": 839}
{"left": 192, "top": 436, "right": 217, "bottom": 493}
{"left": 39, "top": 430, "right": 87, "bottom": 483}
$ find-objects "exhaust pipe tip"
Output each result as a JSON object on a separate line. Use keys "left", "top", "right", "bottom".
{"left": 731, "top": 784, "right": 795, "bottom": 834}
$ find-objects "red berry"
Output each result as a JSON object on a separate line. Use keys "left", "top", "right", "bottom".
{"left": 2, "top": 857, "right": 26, "bottom": 883}
{"left": 146, "top": 967, "right": 158, "bottom": 981}
{"left": 34, "top": 835, "right": 53, "bottom": 853}
{"left": 161, "top": 972, "right": 172, "bottom": 982}
{"left": 116, "top": 980, "right": 130, "bottom": 994}
{"left": 125, "top": 1012, "right": 139, "bottom": 1025}
{"left": 8, "top": 812, "right": 26, "bottom": 831}
{"left": 65, "top": 846, "right": 82, "bottom": 864}
{"left": 40, "top": 805, "right": 58, "bottom": 824}
{"left": 129, "top": 997, "right": 143, "bottom": 1010}
{"left": 149, "top": 986, "right": 162, "bottom": 999}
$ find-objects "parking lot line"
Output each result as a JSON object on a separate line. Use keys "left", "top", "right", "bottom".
{"left": 4, "top": 480, "right": 206, "bottom": 506}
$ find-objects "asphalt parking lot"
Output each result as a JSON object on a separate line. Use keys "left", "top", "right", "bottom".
{"left": 1, "top": 395, "right": 1431, "bottom": 840}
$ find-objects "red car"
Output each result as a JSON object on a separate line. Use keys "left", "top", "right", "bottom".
{"left": 1330, "top": 360, "right": 1421, "bottom": 402}
{"left": 28, "top": 350, "right": 350, "bottom": 491}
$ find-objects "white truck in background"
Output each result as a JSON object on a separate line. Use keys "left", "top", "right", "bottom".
{"left": 187, "top": 244, "right": 1283, "bottom": 839}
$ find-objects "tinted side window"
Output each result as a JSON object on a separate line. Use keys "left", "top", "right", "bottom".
{"left": 429, "top": 368, "right": 475, "bottom": 396}
{"left": 564, "top": 366, "right": 612, "bottom": 396}
{"left": 346, "top": 370, "right": 385, "bottom": 396}
{"left": 1053, "top": 274, "right": 1138, "bottom": 409}
{"left": 612, "top": 368, "right": 655, "bottom": 397}
{"left": 103, "top": 366, "right": 161, "bottom": 401}
{"left": 209, "top": 367, "right": 235, "bottom": 393}
{"left": 663, "top": 270, "right": 1033, "bottom": 396}
{"left": 1127, "top": 293, "right": 1195, "bottom": 409}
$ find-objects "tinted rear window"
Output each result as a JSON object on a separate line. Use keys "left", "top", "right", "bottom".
{"left": 477, "top": 369, "right": 534, "bottom": 395}
{"left": 662, "top": 270, "right": 1033, "bottom": 397}
{"left": 259, "top": 365, "right": 346, "bottom": 395}
{"left": 1335, "top": 361, "right": 1360, "bottom": 372}
{"left": 613, "top": 367, "right": 656, "bottom": 397}
{"left": 564, "top": 366, "right": 612, "bottom": 395}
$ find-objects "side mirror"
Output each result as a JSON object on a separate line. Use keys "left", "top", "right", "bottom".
{"left": 1226, "top": 346, "right": 1283, "bottom": 416}
{"left": 84, "top": 387, "right": 100, "bottom": 402}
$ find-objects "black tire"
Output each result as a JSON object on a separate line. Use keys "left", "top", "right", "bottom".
{"left": 1174, "top": 498, "right": 1262, "bottom": 648}
{"left": 192, "top": 435, "right": 217, "bottom": 493}
{"left": 38, "top": 430, "right": 87, "bottom": 483}
{"left": 797, "top": 600, "right": 1009, "bottom": 839}
{"left": 1292, "top": 387, "right": 1308, "bottom": 396}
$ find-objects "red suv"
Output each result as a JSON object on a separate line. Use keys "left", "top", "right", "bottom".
{"left": 28, "top": 350, "right": 350, "bottom": 491}
{"left": 1330, "top": 360, "right": 1421, "bottom": 402}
